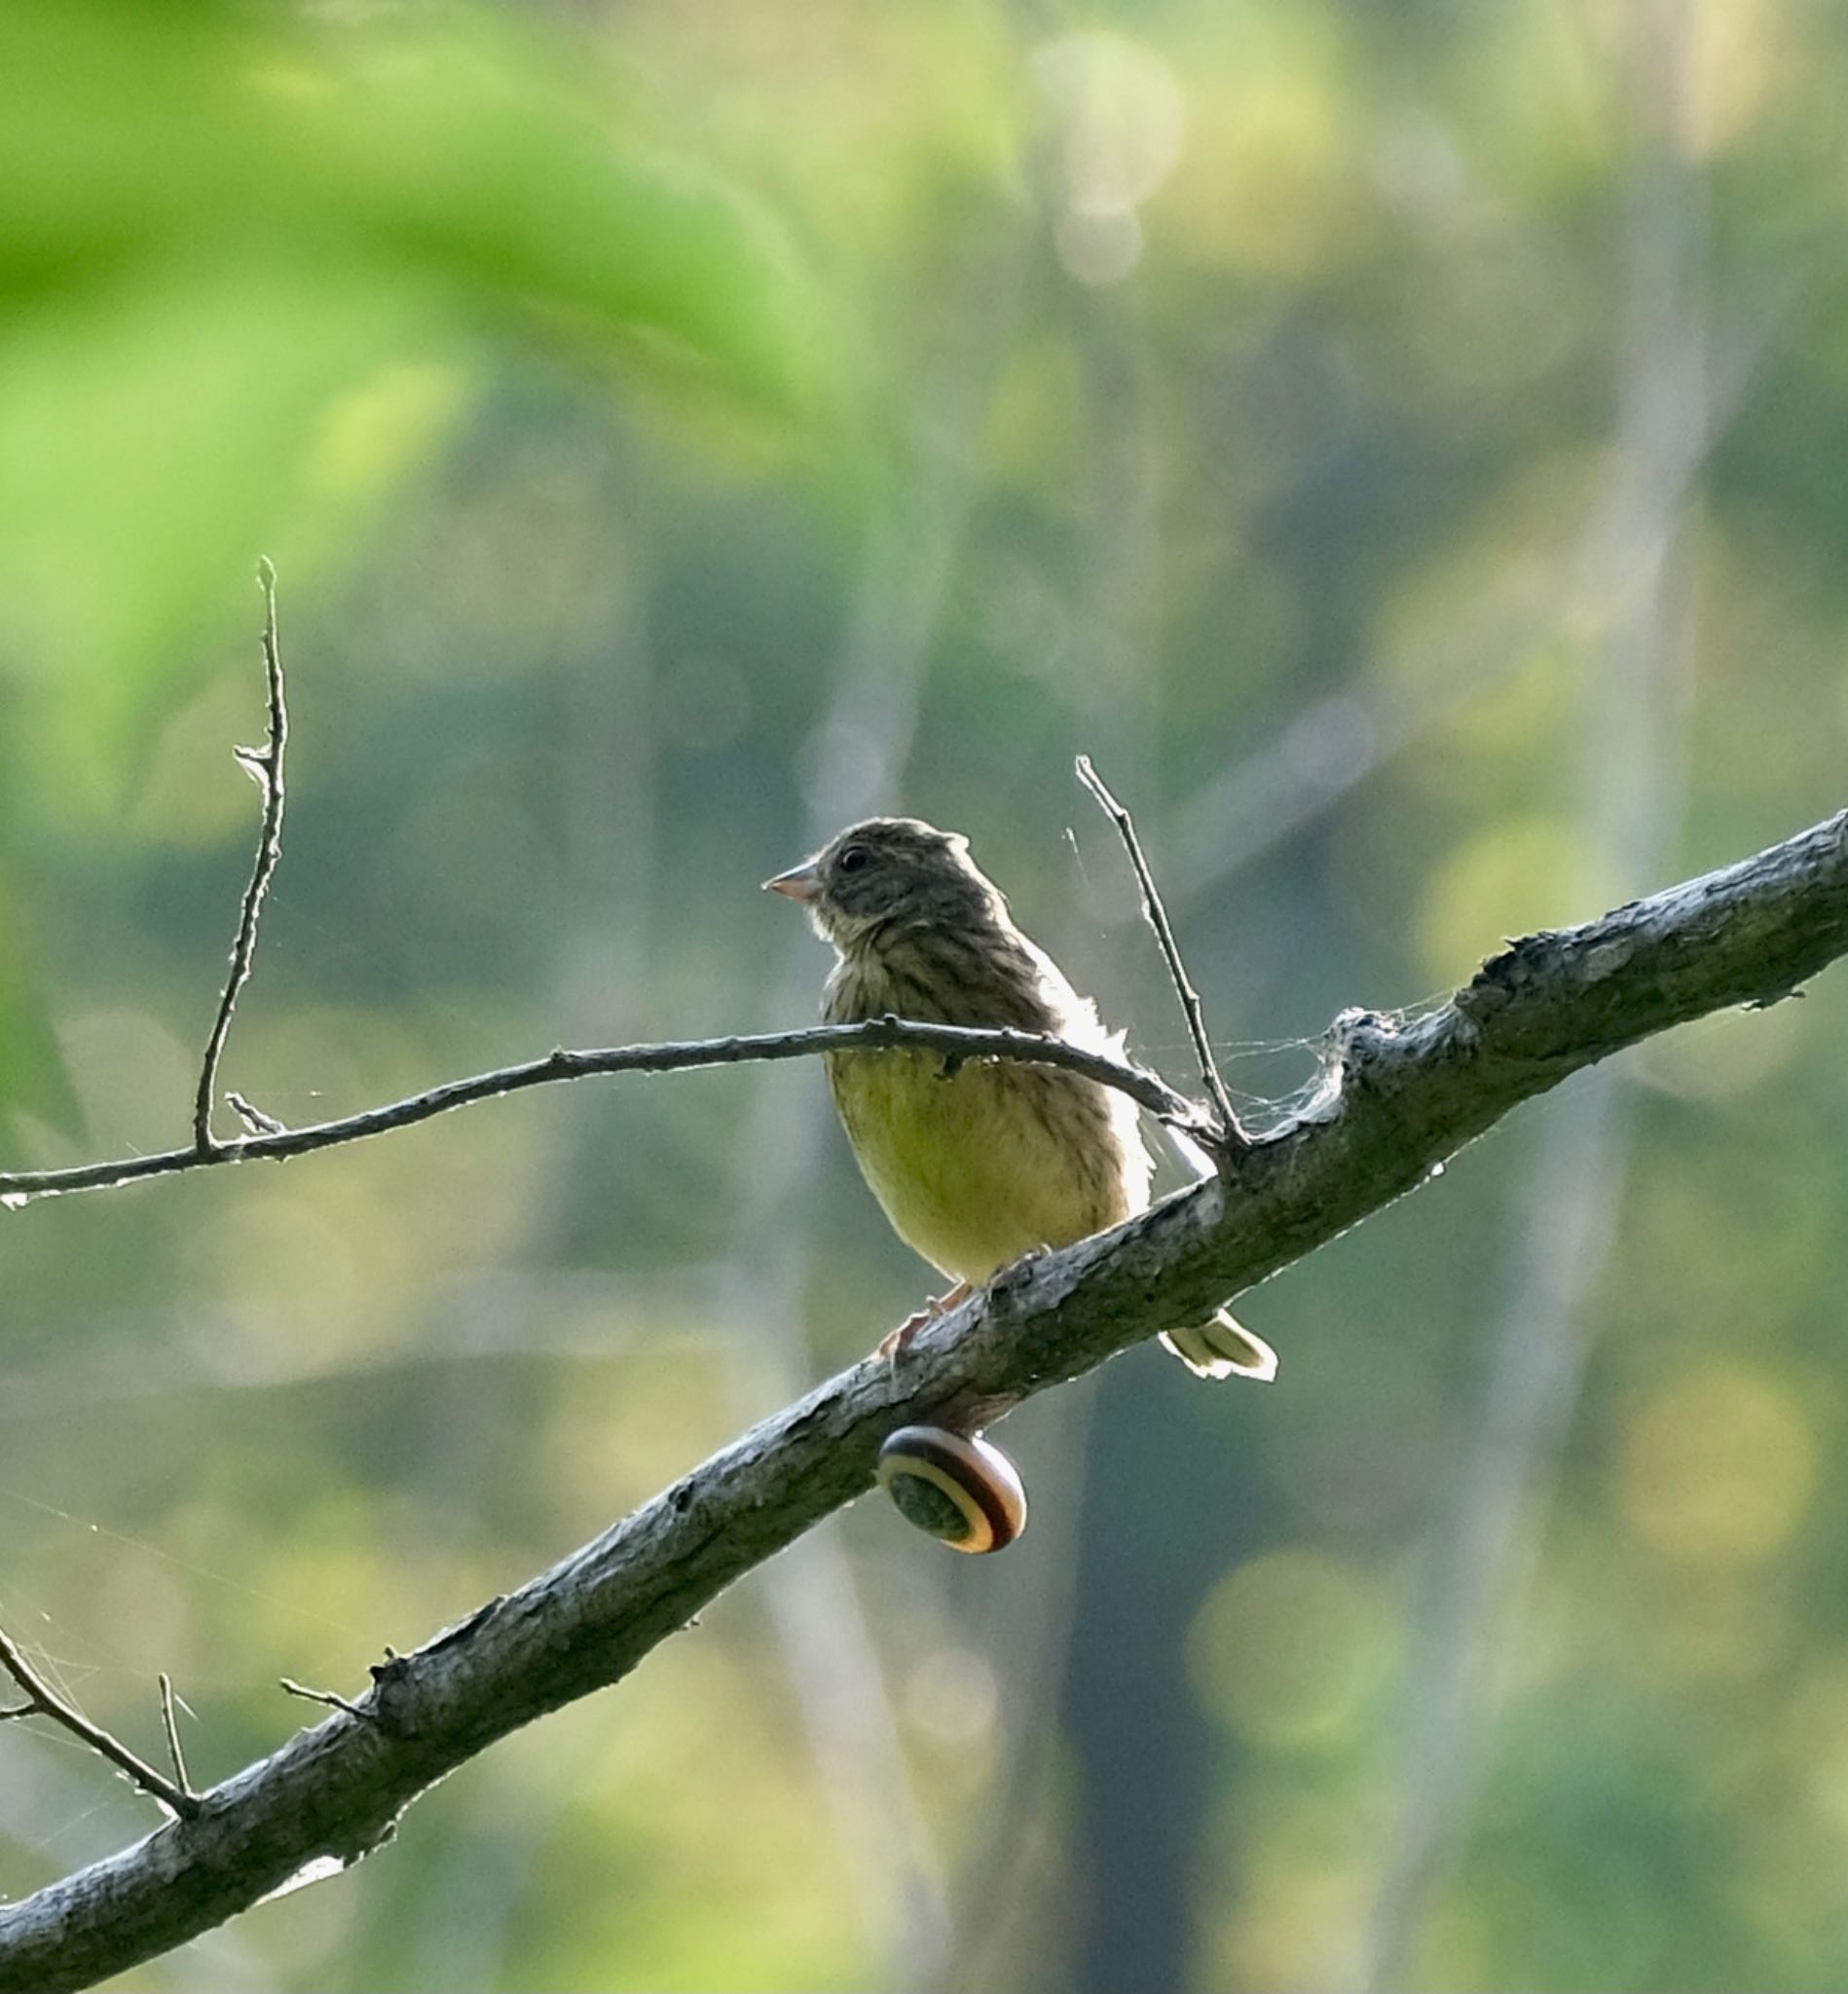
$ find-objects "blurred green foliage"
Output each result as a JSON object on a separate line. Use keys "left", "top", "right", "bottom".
{"left": 0, "top": 0, "right": 859, "bottom": 812}
{"left": 4, "top": 2, "right": 1848, "bottom": 1991}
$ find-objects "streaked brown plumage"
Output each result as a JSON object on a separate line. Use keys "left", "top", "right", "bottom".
{"left": 765, "top": 816, "right": 1275, "bottom": 1382}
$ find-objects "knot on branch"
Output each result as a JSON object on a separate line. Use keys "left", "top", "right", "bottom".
{"left": 1468, "top": 926, "right": 1645, "bottom": 1025}
{"left": 1579, "top": 936, "right": 1639, "bottom": 983}
{"left": 367, "top": 1654, "right": 422, "bottom": 1738}
{"left": 1328, "top": 1007, "right": 1402, "bottom": 1095}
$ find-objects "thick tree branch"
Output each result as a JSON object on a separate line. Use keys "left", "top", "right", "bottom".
{"left": 1, "top": 807, "right": 1844, "bottom": 1993}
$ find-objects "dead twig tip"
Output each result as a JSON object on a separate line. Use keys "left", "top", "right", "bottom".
{"left": 193, "top": 569, "right": 290, "bottom": 1154}
{"left": 1075, "top": 756, "right": 1248, "bottom": 1153}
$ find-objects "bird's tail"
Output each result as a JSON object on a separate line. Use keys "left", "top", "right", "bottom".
{"left": 1161, "top": 1309, "right": 1277, "bottom": 1383}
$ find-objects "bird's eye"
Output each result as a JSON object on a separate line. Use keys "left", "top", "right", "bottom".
{"left": 836, "top": 845, "right": 870, "bottom": 875}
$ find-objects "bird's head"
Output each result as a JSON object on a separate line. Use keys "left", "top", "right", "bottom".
{"left": 764, "top": 817, "right": 1000, "bottom": 948}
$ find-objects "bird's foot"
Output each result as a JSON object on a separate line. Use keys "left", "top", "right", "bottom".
{"left": 876, "top": 1282, "right": 973, "bottom": 1363}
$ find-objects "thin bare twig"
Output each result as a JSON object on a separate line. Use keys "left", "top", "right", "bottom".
{"left": 193, "top": 559, "right": 288, "bottom": 1155}
{"left": 157, "top": 1676, "right": 194, "bottom": 1801}
{"left": 0, "top": 1015, "right": 1206, "bottom": 1208}
{"left": 225, "top": 1091, "right": 286, "bottom": 1136}
{"left": 0, "top": 582, "right": 1204, "bottom": 1226}
{"left": 1075, "top": 756, "right": 1247, "bottom": 1153}
{"left": 0, "top": 1622, "right": 200, "bottom": 1820}
{"left": 278, "top": 1679, "right": 371, "bottom": 1721}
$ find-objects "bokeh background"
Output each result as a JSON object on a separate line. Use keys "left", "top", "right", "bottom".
{"left": 4, "top": 1, "right": 1848, "bottom": 1988}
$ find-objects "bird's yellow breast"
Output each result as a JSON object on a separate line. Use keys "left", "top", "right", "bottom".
{"left": 825, "top": 1047, "right": 1133, "bottom": 1286}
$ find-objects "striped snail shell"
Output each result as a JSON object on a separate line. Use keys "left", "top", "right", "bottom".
{"left": 876, "top": 1425, "right": 1027, "bottom": 1554}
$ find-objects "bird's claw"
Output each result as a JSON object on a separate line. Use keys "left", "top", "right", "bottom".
{"left": 876, "top": 1310, "right": 935, "bottom": 1364}
{"left": 875, "top": 1282, "right": 974, "bottom": 1364}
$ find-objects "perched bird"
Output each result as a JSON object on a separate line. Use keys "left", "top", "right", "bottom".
{"left": 765, "top": 816, "right": 1275, "bottom": 1382}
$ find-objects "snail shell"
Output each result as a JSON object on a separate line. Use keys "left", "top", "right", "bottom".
{"left": 876, "top": 1425, "right": 1027, "bottom": 1554}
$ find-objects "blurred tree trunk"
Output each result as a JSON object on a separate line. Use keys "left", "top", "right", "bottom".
{"left": 1060, "top": 1365, "right": 1275, "bottom": 1993}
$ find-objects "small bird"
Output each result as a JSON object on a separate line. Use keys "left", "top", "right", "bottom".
{"left": 765, "top": 816, "right": 1275, "bottom": 1382}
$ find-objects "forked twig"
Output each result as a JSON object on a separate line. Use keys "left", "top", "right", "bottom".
{"left": 0, "top": 586, "right": 1212, "bottom": 1215}
{"left": 0, "top": 1621, "right": 201, "bottom": 1819}
{"left": 193, "top": 558, "right": 288, "bottom": 1154}
{"left": 1075, "top": 756, "right": 1248, "bottom": 1153}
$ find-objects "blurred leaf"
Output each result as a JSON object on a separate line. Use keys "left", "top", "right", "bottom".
{"left": 0, "top": 0, "right": 863, "bottom": 796}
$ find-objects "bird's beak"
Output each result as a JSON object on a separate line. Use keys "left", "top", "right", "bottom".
{"left": 763, "top": 859, "right": 822, "bottom": 903}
